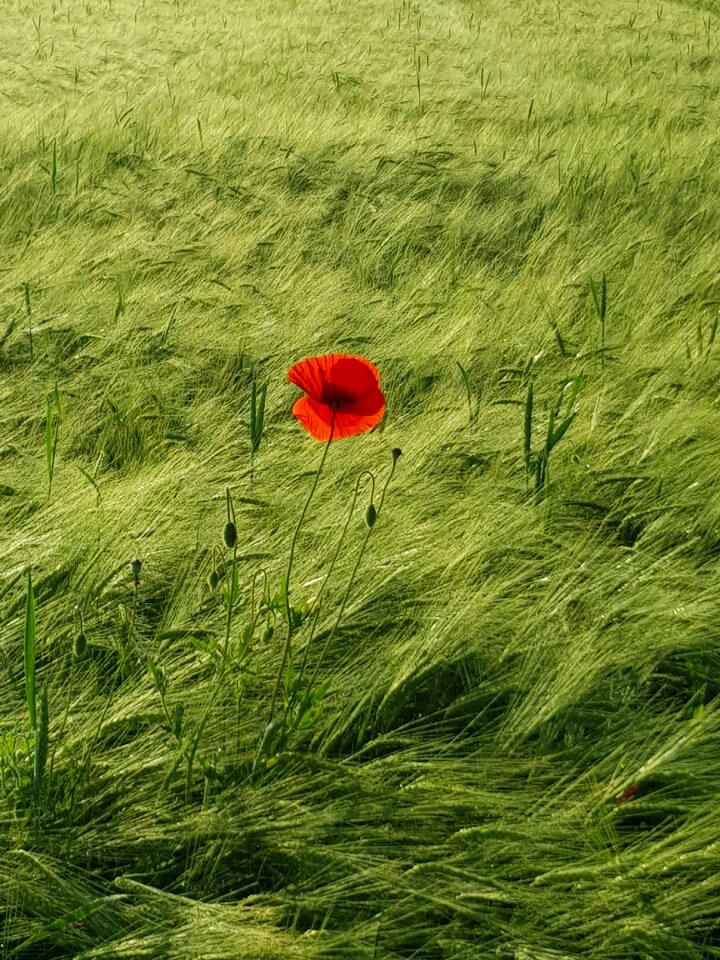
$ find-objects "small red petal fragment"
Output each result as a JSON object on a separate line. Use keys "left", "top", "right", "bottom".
{"left": 614, "top": 783, "right": 640, "bottom": 805}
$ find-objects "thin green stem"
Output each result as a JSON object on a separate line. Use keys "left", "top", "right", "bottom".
{"left": 307, "top": 455, "right": 398, "bottom": 698}
{"left": 222, "top": 541, "right": 238, "bottom": 663}
{"left": 244, "top": 569, "right": 267, "bottom": 654}
{"left": 293, "top": 470, "right": 375, "bottom": 700}
{"left": 184, "top": 684, "right": 222, "bottom": 804}
{"left": 67, "top": 679, "right": 115, "bottom": 807}
{"left": 269, "top": 410, "right": 336, "bottom": 721}
{"left": 51, "top": 658, "right": 74, "bottom": 782}
{"left": 125, "top": 581, "right": 139, "bottom": 672}
{"left": 184, "top": 502, "right": 241, "bottom": 800}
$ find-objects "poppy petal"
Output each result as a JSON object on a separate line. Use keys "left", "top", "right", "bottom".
{"left": 324, "top": 356, "right": 381, "bottom": 406}
{"left": 291, "top": 397, "right": 334, "bottom": 441}
{"left": 288, "top": 355, "right": 339, "bottom": 403}
{"left": 288, "top": 354, "right": 381, "bottom": 407}
{"left": 289, "top": 354, "right": 386, "bottom": 440}
{"left": 291, "top": 396, "right": 385, "bottom": 441}
{"left": 333, "top": 385, "right": 385, "bottom": 417}
{"left": 333, "top": 398, "right": 386, "bottom": 438}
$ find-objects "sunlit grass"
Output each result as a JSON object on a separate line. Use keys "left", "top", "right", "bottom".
{"left": 1, "top": 0, "right": 720, "bottom": 956}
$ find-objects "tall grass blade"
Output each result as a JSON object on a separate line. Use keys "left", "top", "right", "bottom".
{"left": 523, "top": 381, "right": 533, "bottom": 486}
{"left": 546, "top": 316, "right": 566, "bottom": 358}
{"left": 544, "top": 397, "right": 557, "bottom": 460}
{"left": 590, "top": 272, "right": 607, "bottom": 367}
{"left": 45, "top": 397, "right": 53, "bottom": 486}
{"left": 24, "top": 570, "right": 37, "bottom": 731}
{"left": 249, "top": 378, "right": 257, "bottom": 441}
{"left": 456, "top": 362, "right": 475, "bottom": 423}
{"left": 23, "top": 282, "right": 33, "bottom": 361}
{"left": 534, "top": 453, "right": 544, "bottom": 497}
{"left": 45, "top": 384, "right": 61, "bottom": 497}
{"left": 708, "top": 312, "right": 718, "bottom": 349}
{"left": 255, "top": 383, "right": 266, "bottom": 451}
{"left": 548, "top": 411, "right": 577, "bottom": 453}
{"left": 33, "top": 686, "right": 49, "bottom": 800}
{"left": 50, "top": 138, "right": 57, "bottom": 194}
{"left": 250, "top": 378, "right": 266, "bottom": 454}
{"left": 77, "top": 465, "right": 101, "bottom": 504}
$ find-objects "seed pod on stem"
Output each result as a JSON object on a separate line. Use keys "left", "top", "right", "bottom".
{"left": 73, "top": 608, "right": 87, "bottom": 658}
{"left": 224, "top": 486, "right": 238, "bottom": 549}
{"left": 73, "top": 631, "right": 87, "bottom": 658}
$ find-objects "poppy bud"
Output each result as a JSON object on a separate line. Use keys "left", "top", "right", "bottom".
{"left": 73, "top": 631, "right": 87, "bottom": 658}
{"left": 366, "top": 503, "right": 377, "bottom": 528}
{"left": 223, "top": 521, "right": 237, "bottom": 549}
{"left": 262, "top": 626, "right": 274, "bottom": 643}
{"left": 130, "top": 558, "right": 142, "bottom": 582}
{"left": 208, "top": 569, "right": 219, "bottom": 591}
{"left": 392, "top": 447, "right": 402, "bottom": 462}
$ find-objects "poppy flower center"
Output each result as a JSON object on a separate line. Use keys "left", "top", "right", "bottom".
{"left": 321, "top": 385, "right": 359, "bottom": 407}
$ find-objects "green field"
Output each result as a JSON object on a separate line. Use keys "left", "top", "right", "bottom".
{"left": 2, "top": 0, "right": 720, "bottom": 955}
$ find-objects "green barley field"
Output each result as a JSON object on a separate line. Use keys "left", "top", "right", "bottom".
{"left": 2, "top": 0, "right": 720, "bottom": 955}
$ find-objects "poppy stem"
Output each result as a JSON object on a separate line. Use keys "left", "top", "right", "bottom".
{"left": 269, "top": 409, "right": 336, "bottom": 722}
{"left": 293, "top": 470, "right": 375, "bottom": 700}
{"left": 307, "top": 451, "right": 400, "bottom": 708}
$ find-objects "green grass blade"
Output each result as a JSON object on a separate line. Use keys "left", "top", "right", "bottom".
{"left": 456, "top": 361, "right": 474, "bottom": 423}
{"left": 564, "top": 375, "right": 583, "bottom": 410}
{"left": 546, "top": 316, "right": 566, "bottom": 358}
{"left": 523, "top": 381, "right": 533, "bottom": 477}
{"left": 33, "top": 685, "right": 49, "bottom": 800}
{"left": 589, "top": 273, "right": 607, "bottom": 322}
{"left": 255, "top": 383, "right": 266, "bottom": 452}
{"left": 24, "top": 569, "right": 36, "bottom": 731}
{"left": 250, "top": 379, "right": 266, "bottom": 454}
{"left": 77, "top": 465, "right": 101, "bottom": 504}
{"left": 44, "top": 397, "right": 53, "bottom": 482}
{"left": 708, "top": 313, "right": 718, "bottom": 349}
{"left": 50, "top": 138, "right": 57, "bottom": 194}
{"left": 249, "top": 377, "right": 257, "bottom": 441}
{"left": 548, "top": 411, "right": 577, "bottom": 453}
{"left": 544, "top": 401, "right": 557, "bottom": 459}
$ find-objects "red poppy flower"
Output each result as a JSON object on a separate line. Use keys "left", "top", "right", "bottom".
{"left": 288, "top": 354, "right": 386, "bottom": 441}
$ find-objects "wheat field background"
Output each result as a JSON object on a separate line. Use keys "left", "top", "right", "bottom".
{"left": 1, "top": 0, "right": 720, "bottom": 956}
